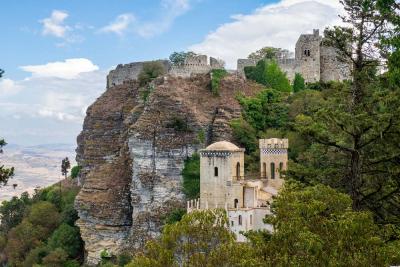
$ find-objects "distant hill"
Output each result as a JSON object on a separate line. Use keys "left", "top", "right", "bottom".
{"left": 0, "top": 143, "right": 76, "bottom": 202}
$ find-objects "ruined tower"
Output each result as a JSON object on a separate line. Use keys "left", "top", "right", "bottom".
{"left": 294, "top": 29, "right": 322, "bottom": 83}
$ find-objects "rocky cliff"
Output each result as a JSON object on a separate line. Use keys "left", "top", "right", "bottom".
{"left": 74, "top": 73, "right": 263, "bottom": 265}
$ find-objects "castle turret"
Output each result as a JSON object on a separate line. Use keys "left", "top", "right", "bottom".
{"left": 259, "top": 138, "right": 288, "bottom": 190}
{"left": 295, "top": 29, "right": 322, "bottom": 83}
{"left": 199, "top": 141, "right": 245, "bottom": 209}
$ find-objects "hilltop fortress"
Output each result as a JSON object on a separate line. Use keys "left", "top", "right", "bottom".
{"left": 238, "top": 29, "right": 351, "bottom": 83}
{"left": 107, "top": 55, "right": 225, "bottom": 88}
{"left": 107, "top": 29, "right": 351, "bottom": 88}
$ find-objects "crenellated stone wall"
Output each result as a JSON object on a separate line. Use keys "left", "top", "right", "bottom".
{"left": 236, "top": 29, "right": 351, "bottom": 83}
{"left": 107, "top": 60, "right": 171, "bottom": 88}
{"left": 107, "top": 55, "right": 225, "bottom": 86}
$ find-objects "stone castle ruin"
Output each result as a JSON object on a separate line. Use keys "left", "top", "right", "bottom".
{"left": 237, "top": 29, "right": 351, "bottom": 83}
{"left": 107, "top": 29, "right": 350, "bottom": 89}
{"left": 107, "top": 55, "right": 225, "bottom": 88}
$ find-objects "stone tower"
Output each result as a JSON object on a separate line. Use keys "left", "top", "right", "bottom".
{"left": 199, "top": 141, "right": 245, "bottom": 209}
{"left": 259, "top": 138, "right": 288, "bottom": 189}
{"left": 295, "top": 29, "right": 322, "bottom": 83}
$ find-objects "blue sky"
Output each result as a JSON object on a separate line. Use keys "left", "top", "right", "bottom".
{"left": 0, "top": 0, "right": 342, "bottom": 146}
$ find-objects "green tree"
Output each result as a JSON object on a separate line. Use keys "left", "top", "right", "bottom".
{"left": 61, "top": 157, "right": 71, "bottom": 179}
{"left": 237, "top": 89, "right": 288, "bottom": 132}
{"left": 127, "top": 209, "right": 235, "bottom": 267}
{"left": 70, "top": 165, "right": 81, "bottom": 179}
{"left": 0, "top": 139, "right": 14, "bottom": 187}
{"left": 42, "top": 248, "right": 69, "bottom": 267}
{"left": 138, "top": 61, "right": 166, "bottom": 86}
{"left": 27, "top": 201, "right": 61, "bottom": 236}
{"left": 245, "top": 60, "right": 291, "bottom": 92}
{"left": 48, "top": 223, "right": 82, "bottom": 257}
{"left": 290, "top": 0, "right": 400, "bottom": 225}
{"left": 5, "top": 220, "right": 43, "bottom": 266}
{"left": 292, "top": 73, "right": 305, "bottom": 92}
{"left": 169, "top": 51, "right": 197, "bottom": 66}
{"left": 245, "top": 183, "right": 400, "bottom": 266}
{"left": 181, "top": 153, "right": 200, "bottom": 199}
{"left": 0, "top": 193, "right": 30, "bottom": 232}
{"left": 248, "top": 46, "right": 287, "bottom": 61}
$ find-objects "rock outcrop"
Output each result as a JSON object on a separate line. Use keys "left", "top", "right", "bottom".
{"left": 75, "top": 73, "right": 263, "bottom": 265}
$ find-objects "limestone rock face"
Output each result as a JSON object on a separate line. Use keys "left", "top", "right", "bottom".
{"left": 75, "top": 74, "right": 262, "bottom": 265}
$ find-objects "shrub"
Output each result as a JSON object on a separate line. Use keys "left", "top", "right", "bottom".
{"left": 70, "top": 165, "right": 81, "bottom": 179}
{"left": 42, "top": 248, "right": 68, "bottom": 267}
{"left": 163, "top": 208, "right": 186, "bottom": 225}
{"left": 167, "top": 117, "right": 191, "bottom": 132}
{"left": 293, "top": 73, "right": 305, "bottom": 92}
{"left": 210, "top": 69, "right": 228, "bottom": 96}
{"left": 245, "top": 60, "right": 291, "bottom": 92}
{"left": 48, "top": 223, "right": 82, "bottom": 257}
{"left": 138, "top": 61, "right": 165, "bottom": 86}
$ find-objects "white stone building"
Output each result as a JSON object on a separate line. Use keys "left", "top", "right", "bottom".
{"left": 187, "top": 138, "right": 288, "bottom": 242}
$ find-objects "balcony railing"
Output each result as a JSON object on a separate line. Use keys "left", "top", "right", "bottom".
{"left": 232, "top": 174, "right": 268, "bottom": 181}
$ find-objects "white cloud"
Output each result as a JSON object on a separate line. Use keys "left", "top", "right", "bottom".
{"left": 20, "top": 58, "right": 99, "bottom": 79}
{"left": 0, "top": 79, "right": 23, "bottom": 96}
{"left": 40, "top": 10, "right": 70, "bottom": 38}
{"left": 0, "top": 62, "right": 106, "bottom": 145}
{"left": 100, "top": 0, "right": 191, "bottom": 38}
{"left": 100, "top": 13, "right": 135, "bottom": 35}
{"left": 190, "top": 0, "right": 343, "bottom": 69}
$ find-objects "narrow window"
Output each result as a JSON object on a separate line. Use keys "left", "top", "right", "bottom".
{"left": 279, "top": 162, "right": 284, "bottom": 171}
{"left": 271, "top": 163, "right": 275, "bottom": 179}
{"left": 308, "top": 50, "right": 311, "bottom": 57}
{"left": 250, "top": 215, "right": 253, "bottom": 225}
{"left": 263, "top": 162, "right": 267, "bottom": 178}
{"left": 231, "top": 221, "right": 234, "bottom": 227}
{"left": 236, "top": 162, "right": 240, "bottom": 180}
{"left": 214, "top": 167, "right": 218, "bottom": 177}
{"left": 238, "top": 215, "right": 242, "bottom": 225}
{"left": 234, "top": 199, "right": 239, "bottom": 208}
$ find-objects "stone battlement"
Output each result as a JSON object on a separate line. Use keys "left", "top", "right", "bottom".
{"left": 237, "top": 29, "right": 351, "bottom": 83}
{"left": 107, "top": 55, "right": 225, "bottom": 88}
{"left": 259, "top": 138, "right": 289, "bottom": 149}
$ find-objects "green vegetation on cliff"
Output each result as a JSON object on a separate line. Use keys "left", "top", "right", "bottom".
{"left": 210, "top": 69, "right": 228, "bottom": 96}
{"left": 244, "top": 60, "right": 291, "bottom": 92}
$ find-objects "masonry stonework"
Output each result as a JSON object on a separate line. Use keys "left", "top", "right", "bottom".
{"left": 107, "top": 55, "right": 225, "bottom": 88}
{"left": 237, "top": 29, "right": 351, "bottom": 83}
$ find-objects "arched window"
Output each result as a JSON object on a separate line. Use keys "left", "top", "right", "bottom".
{"left": 304, "top": 49, "right": 311, "bottom": 57}
{"left": 263, "top": 162, "right": 267, "bottom": 178}
{"left": 234, "top": 199, "right": 239, "bottom": 208}
{"left": 214, "top": 167, "right": 218, "bottom": 177}
{"left": 236, "top": 162, "right": 240, "bottom": 180}
{"left": 279, "top": 162, "right": 284, "bottom": 171}
{"left": 271, "top": 163, "right": 275, "bottom": 179}
{"left": 238, "top": 215, "right": 242, "bottom": 225}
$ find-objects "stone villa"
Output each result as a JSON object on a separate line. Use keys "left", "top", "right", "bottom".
{"left": 187, "top": 138, "right": 288, "bottom": 242}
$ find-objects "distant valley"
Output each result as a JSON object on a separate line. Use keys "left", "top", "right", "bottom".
{"left": 0, "top": 144, "right": 76, "bottom": 202}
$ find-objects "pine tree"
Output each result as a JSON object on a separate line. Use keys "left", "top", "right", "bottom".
{"left": 290, "top": 0, "right": 400, "bottom": 224}
{"left": 292, "top": 73, "right": 305, "bottom": 92}
{"left": 61, "top": 158, "right": 71, "bottom": 179}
